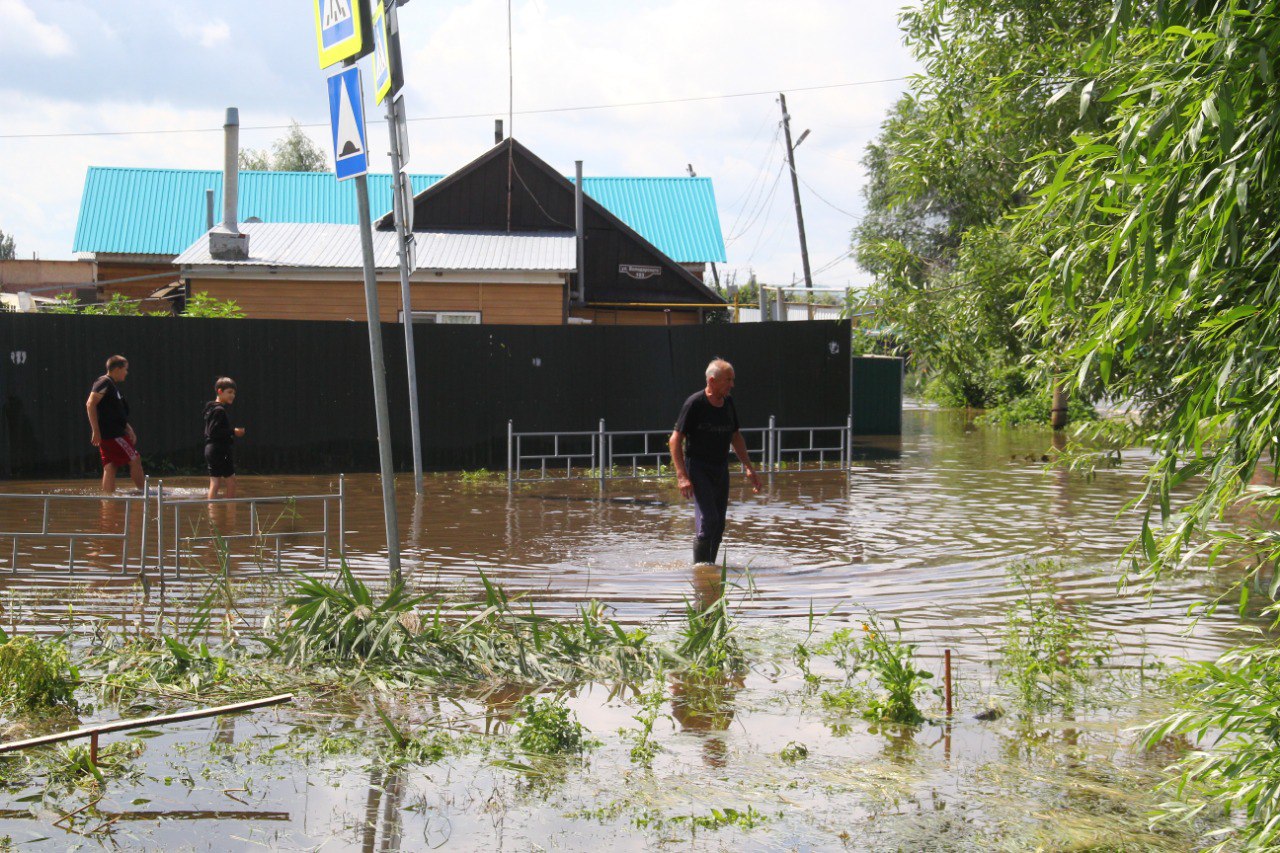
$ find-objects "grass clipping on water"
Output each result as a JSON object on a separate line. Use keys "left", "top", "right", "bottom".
{"left": 256, "top": 563, "right": 675, "bottom": 689}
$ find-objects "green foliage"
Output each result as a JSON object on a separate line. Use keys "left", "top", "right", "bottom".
{"left": 667, "top": 805, "right": 769, "bottom": 833}
{"left": 779, "top": 741, "right": 808, "bottom": 763}
{"left": 999, "top": 562, "right": 1111, "bottom": 711}
{"left": 1144, "top": 640, "right": 1280, "bottom": 850}
{"left": 93, "top": 635, "right": 235, "bottom": 699}
{"left": 42, "top": 293, "right": 81, "bottom": 314}
{"left": 269, "top": 562, "right": 427, "bottom": 665}
{"left": 676, "top": 567, "right": 745, "bottom": 675}
{"left": 262, "top": 565, "right": 669, "bottom": 686}
{"left": 181, "top": 291, "right": 245, "bottom": 319}
{"left": 239, "top": 120, "right": 328, "bottom": 172}
{"left": 45, "top": 739, "right": 143, "bottom": 790}
{"left": 0, "top": 229, "right": 14, "bottom": 260}
{"left": 976, "top": 392, "right": 1097, "bottom": 428}
{"left": 853, "top": 2, "right": 1116, "bottom": 406}
{"left": 0, "top": 635, "right": 79, "bottom": 709}
{"left": 514, "top": 695, "right": 593, "bottom": 755}
{"left": 818, "top": 615, "right": 936, "bottom": 725}
{"left": 84, "top": 293, "right": 141, "bottom": 316}
{"left": 620, "top": 681, "right": 668, "bottom": 767}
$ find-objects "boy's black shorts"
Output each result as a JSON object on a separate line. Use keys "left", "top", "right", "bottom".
{"left": 205, "top": 443, "right": 235, "bottom": 478}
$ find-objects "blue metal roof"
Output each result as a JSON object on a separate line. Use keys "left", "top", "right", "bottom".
{"left": 74, "top": 167, "right": 727, "bottom": 263}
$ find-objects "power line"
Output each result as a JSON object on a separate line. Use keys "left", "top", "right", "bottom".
{"left": 727, "top": 161, "right": 786, "bottom": 246}
{"left": 798, "top": 174, "right": 863, "bottom": 220}
{"left": 0, "top": 77, "right": 908, "bottom": 141}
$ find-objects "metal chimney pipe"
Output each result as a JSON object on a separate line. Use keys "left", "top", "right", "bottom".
{"left": 208, "top": 107, "right": 249, "bottom": 260}
{"left": 206, "top": 189, "right": 215, "bottom": 231}
{"left": 574, "top": 160, "right": 585, "bottom": 304}
{"left": 222, "top": 107, "right": 239, "bottom": 233}
{"left": 495, "top": 119, "right": 504, "bottom": 144}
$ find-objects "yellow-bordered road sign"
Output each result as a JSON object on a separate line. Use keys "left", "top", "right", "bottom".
{"left": 314, "top": 0, "right": 371, "bottom": 69}
{"left": 371, "top": 0, "right": 405, "bottom": 105}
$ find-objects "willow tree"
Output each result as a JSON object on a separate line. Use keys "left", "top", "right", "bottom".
{"left": 1016, "top": 2, "right": 1280, "bottom": 844}
{"left": 854, "top": 2, "right": 1116, "bottom": 409}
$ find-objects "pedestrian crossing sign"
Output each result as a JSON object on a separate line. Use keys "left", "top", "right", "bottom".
{"left": 313, "top": 0, "right": 370, "bottom": 69}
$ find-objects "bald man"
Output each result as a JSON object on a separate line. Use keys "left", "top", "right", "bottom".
{"left": 669, "top": 358, "right": 761, "bottom": 565}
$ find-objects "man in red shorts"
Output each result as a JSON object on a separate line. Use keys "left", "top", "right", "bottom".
{"left": 86, "top": 354, "right": 145, "bottom": 493}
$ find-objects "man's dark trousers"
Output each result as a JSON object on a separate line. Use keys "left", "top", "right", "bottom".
{"left": 688, "top": 457, "right": 730, "bottom": 564}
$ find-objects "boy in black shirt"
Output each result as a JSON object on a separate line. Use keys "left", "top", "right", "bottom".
{"left": 669, "top": 358, "right": 761, "bottom": 564}
{"left": 86, "top": 354, "right": 145, "bottom": 493}
{"left": 204, "top": 377, "right": 246, "bottom": 499}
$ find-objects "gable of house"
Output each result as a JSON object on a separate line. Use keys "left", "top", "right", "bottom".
{"left": 386, "top": 139, "right": 724, "bottom": 306}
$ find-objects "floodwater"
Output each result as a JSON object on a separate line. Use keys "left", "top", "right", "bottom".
{"left": 0, "top": 407, "right": 1250, "bottom": 850}
{"left": 0, "top": 407, "right": 1239, "bottom": 656}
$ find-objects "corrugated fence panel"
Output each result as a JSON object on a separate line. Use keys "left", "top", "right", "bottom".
{"left": 0, "top": 316, "right": 894, "bottom": 479}
{"left": 850, "top": 356, "right": 904, "bottom": 435}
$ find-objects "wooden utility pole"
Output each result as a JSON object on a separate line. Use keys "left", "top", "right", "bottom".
{"left": 779, "top": 93, "right": 813, "bottom": 290}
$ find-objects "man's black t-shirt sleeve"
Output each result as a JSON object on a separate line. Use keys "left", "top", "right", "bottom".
{"left": 91, "top": 376, "right": 112, "bottom": 397}
{"left": 674, "top": 392, "right": 699, "bottom": 435}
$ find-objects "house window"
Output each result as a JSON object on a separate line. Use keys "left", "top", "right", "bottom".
{"left": 399, "top": 310, "right": 482, "bottom": 325}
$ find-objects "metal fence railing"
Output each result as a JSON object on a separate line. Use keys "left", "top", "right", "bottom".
{"left": 0, "top": 485, "right": 151, "bottom": 575}
{"left": 507, "top": 416, "right": 854, "bottom": 486}
{"left": 0, "top": 476, "right": 345, "bottom": 578}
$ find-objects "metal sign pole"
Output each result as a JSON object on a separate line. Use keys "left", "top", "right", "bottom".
{"left": 386, "top": 94, "right": 423, "bottom": 495}
{"left": 354, "top": 174, "right": 403, "bottom": 586}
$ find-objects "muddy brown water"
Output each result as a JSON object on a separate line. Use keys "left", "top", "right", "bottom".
{"left": 0, "top": 407, "right": 1250, "bottom": 850}
{"left": 0, "top": 407, "right": 1239, "bottom": 658}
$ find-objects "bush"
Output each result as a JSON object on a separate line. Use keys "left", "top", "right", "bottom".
{"left": 977, "top": 393, "right": 1097, "bottom": 428}
{"left": 514, "top": 696, "right": 592, "bottom": 755}
{"left": 182, "top": 291, "right": 245, "bottom": 319}
{"left": 0, "top": 635, "right": 79, "bottom": 709}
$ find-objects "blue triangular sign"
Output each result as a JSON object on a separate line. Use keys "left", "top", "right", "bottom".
{"left": 328, "top": 67, "right": 368, "bottom": 181}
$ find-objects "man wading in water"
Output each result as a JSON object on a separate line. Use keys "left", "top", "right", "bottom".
{"left": 669, "top": 358, "right": 762, "bottom": 565}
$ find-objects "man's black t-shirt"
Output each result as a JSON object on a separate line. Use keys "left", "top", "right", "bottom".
{"left": 91, "top": 375, "right": 129, "bottom": 440}
{"left": 674, "top": 390, "right": 739, "bottom": 466}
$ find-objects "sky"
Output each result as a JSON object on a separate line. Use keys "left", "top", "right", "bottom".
{"left": 0, "top": 0, "right": 918, "bottom": 291}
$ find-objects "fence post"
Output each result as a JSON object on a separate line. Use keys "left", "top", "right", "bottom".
{"left": 507, "top": 420, "right": 514, "bottom": 490}
{"left": 845, "top": 413, "right": 853, "bottom": 470}
{"left": 156, "top": 480, "right": 164, "bottom": 582}
{"left": 599, "top": 419, "right": 607, "bottom": 488}
{"left": 338, "top": 474, "right": 346, "bottom": 563}
{"left": 768, "top": 415, "right": 777, "bottom": 472}
{"left": 120, "top": 493, "right": 131, "bottom": 575}
{"left": 138, "top": 477, "right": 149, "bottom": 576}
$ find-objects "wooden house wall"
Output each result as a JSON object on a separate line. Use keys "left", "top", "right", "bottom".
{"left": 184, "top": 276, "right": 567, "bottom": 325}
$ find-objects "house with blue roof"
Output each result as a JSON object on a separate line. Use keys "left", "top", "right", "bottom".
{"left": 75, "top": 136, "right": 727, "bottom": 325}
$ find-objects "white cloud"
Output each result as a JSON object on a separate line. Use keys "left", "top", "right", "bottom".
{"left": 0, "top": 0, "right": 917, "bottom": 287}
{"left": 176, "top": 17, "right": 232, "bottom": 49}
{"left": 0, "top": 0, "right": 72, "bottom": 57}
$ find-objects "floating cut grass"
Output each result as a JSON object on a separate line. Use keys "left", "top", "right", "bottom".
{"left": 262, "top": 563, "right": 673, "bottom": 687}
{"left": 0, "top": 634, "right": 79, "bottom": 710}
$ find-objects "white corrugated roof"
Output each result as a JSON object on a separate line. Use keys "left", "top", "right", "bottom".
{"left": 175, "top": 223, "right": 576, "bottom": 271}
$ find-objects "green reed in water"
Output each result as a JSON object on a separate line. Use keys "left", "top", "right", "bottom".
{"left": 998, "top": 561, "right": 1112, "bottom": 712}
